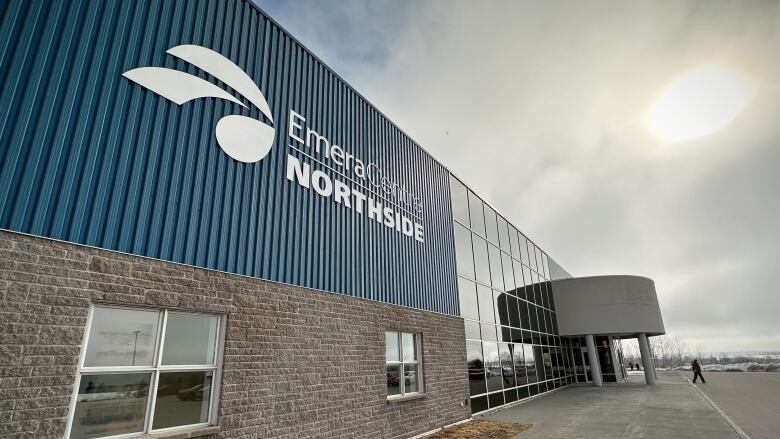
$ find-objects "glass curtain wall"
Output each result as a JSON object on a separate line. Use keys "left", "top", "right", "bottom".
{"left": 450, "top": 176, "right": 573, "bottom": 413}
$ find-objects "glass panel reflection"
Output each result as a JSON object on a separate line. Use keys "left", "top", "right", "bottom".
{"left": 524, "top": 345, "right": 537, "bottom": 383}
{"left": 162, "top": 313, "right": 218, "bottom": 366}
{"left": 481, "top": 323, "right": 497, "bottom": 341}
{"left": 464, "top": 320, "right": 481, "bottom": 340}
{"left": 386, "top": 364, "right": 400, "bottom": 396}
{"left": 385, "top": 332, "right": 399, "bottom": 362}
{"left": 467, "top": 341, "right": 486, "bottom": 396}
{"left": 450, "top": 176, "right": 470, "bottom": 226}
{"left": 468, "top": 191, "right": 485, "bottom": 236}
{"left": 454, "top": 223, "right": 475, "bottom": 278}
{"left": 541, "top": 348, "right": 553, "bottom": 381}
{"left": 404, "top": 363, "right": 419, "bottom": 393}
{"left": 499, "top": 326, "right": 512, "bottom": 343}
{"left": 473, "top": 235, "right": 491, "bottom": 285}
{"left": 513, "top": 343, "right": 527, "bottom": 385}
{"left": 483, "top": 342, "right": 502, "bottom": 393}
{"left": 519, "top": 300, "right": 530, "bottom": 331}
{"left": 488, "top": 245, "right": 504, "bottom": 291}
{"left": 484, "top": 206, "right": 499, "bottom": 245}
{"left": 497, "top": 216, "right": 510, "bottom": 252}
{"left": 535, "top": 247, "right": 544, "bottom": 274}
{"left": 499, "top": 343, "right": 515, "bottom": 389}
{"left": 509, "top": 226, "right": 520, "bottom": 258}
{"left": 452, "top": 186, "right": 570, "bottom": 408}
{"left": 501, "top": 252, "right": 516, "bottom": 293}
{"left": 84, "top": 307, "right": 159, "bottom": 367}
{"left": 70, "top": 373, "right": 151, "bottom": 439}
{"left": 529, "top": 305, "right": 539, "bottom": 332}
{"left": 546, "top": 282, "right": 556, "bottom": 311}
{"left": 153, "top": 371, "right": 212, "bottom": 429}
{"left": 493, "top": 290, "right": 508, "bottom": 327}
{"left": 458, "top": 277, "right": 479, "bottom": 321}
{"left": 519, "top": 234, "right": 530, "bottom": 265}
{"left": 477, "top": 285, "right": 495, "bottom": 323}
{"left": 522, "top": 266, "right": 532, "bottom": 301}
{"left": 534, "top": 346, "right": 546, "bottom": 381}
{"left": 507, "top": 296, "right": 520, "bottom": 328}
{"left": 402, "top": 333, "right": 416, "bottom": 362}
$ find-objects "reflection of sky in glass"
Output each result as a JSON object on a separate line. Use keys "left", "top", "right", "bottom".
{"left": 162, "top": 313, "right": 218, "bottom": 365}
{"left": 482, "top": 342, "right": 499, "bottom": 367}
{"left": 84, "top": 308, "right": 160, "bottom": 367}
{"left": 402, "top": 333, "right": 416, "bottom": 362}
{"left": 385, "top": 332, "right": 399, "bottom": 362}
{"left": 524, "top": 345, "right": 535, "bottom": 367}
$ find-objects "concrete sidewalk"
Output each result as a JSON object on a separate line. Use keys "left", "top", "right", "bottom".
{"left": 480, "top": 371, "right": 741, "bottom": 439}
{"left": 691, "top": 372, "right": 780, "bottom": 439}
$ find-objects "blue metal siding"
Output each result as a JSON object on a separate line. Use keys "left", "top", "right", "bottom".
{"left": 0, "top": 0, "right": 459, "bottom": 315}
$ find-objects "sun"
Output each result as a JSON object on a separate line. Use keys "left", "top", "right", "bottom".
{"left": 647, "top": 66, "right": 752, "bottom": 143}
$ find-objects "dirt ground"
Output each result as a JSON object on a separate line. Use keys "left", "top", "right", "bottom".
{"left": 425, "top": 420, "right": 531, "bottom": 439}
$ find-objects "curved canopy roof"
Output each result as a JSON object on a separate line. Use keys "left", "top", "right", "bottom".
{"left": 552, "top": 275, "right": 665, "bottom": 337}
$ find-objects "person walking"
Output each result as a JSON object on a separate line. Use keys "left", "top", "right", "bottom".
{"left": 692, "top": 359, "right": 706, "bottom": 383}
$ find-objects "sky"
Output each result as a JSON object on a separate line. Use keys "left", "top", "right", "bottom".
{"left": 254, "top": 0, "right": 780, "bottom": 352}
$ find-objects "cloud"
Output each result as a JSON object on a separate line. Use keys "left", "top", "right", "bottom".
{"left": 256, "top": 0, "right": 780, "bottom": 351}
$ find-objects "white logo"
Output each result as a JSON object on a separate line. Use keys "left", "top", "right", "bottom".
{"left": 123, "top": 45, "right": 274, "bottom": 163}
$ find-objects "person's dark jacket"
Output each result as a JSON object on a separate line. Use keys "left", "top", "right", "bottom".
{"left": 692, "top": 360, "right": 701, "bottom": 373}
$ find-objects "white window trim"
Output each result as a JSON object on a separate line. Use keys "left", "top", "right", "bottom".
{"left": 386, "top": 331, "right": 424, "bottom": 400}
{"left": 64, "top": 305, "right": 226, "bottom": 439}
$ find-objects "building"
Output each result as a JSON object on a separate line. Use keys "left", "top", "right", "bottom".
{"left": 0, "top": 0, "right": 664, "bottom": 438}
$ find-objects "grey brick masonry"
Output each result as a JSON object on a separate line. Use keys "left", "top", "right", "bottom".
{"left": 0, "top": 230, "right": 471, "bottom": 438}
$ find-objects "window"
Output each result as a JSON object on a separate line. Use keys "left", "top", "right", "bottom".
{"left": 516, "top": 233, "right": 527, "bottom": 264}
{"left": 497, "top": 216, "right": 510, "bottom": 252}
{"left": 468, "top": 191, "right": 486, "bottom": 236}
{"left": 386, "top": 331, "right": 423, "bottom": 397}
{"left": 466, "top": 340, "right": 486, "bottom": 396}
{"left": 501, "top": 252, "right": 516, "bottom": 293}
{"left": 509, "top": 226, "right": 521, "bottom": 258}
{"left": 449, "top": 176, "right": 470, "bottom": 226}
{"left": 477, "top": 284, "right": 495, "bottom": 323}
{"left": 484, "top": 206, "right": 499, "bottom": 245}
{"left": 488, "top": 244, "right": 504, "bottom": 291}
{"left": 454, "top": 223, "right": 475, "bottom": 278}
{"left": 457, "top": 277, "right": 479, "bottom": 321}
{"left": 67, "top": 306, "right": 223, "bottom": 438}
{"left": 472, "top": 235, "right": 491, "bottom": 285}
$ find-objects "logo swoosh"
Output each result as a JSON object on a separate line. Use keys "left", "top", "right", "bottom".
{"left": 167, "top": 45, "right": 274, "bottom": 123}
{"left": 123, "top": 44, "right": 275, "bottom": 164}
{"left": 122, "top": 67, "right": 248, "bottom": 108}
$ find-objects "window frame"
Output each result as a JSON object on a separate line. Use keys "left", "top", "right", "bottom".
{"left": 385, "top": 331, "right": 424, "bottom": 399}
{"left": 65, "top": 305, "right": 226, "bottom": 439}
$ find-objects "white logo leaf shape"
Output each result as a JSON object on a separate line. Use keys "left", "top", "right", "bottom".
{"left": 122, "top": 45, "right": 276, "bottom": 164}
{"left": 167, "top": 45, "right": 274, "bottom": 123}
{"left": 215, "top": 115, "right": 275, "bottom": 163}
{"left": 122, "top": 67, "right": 248, "bottom": 108}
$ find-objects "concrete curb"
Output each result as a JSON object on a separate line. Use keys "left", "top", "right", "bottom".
{"left": 683, "top": 373, "right": 751, "bottom": 439}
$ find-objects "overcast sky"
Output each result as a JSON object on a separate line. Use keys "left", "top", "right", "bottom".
{"left": 255, "top": 0, "right": 780, "bottom": 352}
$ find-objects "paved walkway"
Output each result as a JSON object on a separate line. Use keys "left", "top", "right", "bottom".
{"left": 690, "top": 372, "right": 780, "bottom": 439}
{"left": 480, "top": 371, "right": 742, "bottom": 438}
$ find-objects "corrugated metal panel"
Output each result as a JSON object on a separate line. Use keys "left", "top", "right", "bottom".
{"left": 0, "top": 0, "right": 459, "bottom": 315}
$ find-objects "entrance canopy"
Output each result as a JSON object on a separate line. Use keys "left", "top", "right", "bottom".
{"left": 551, "top": 275, "right": 665, "bottom": 337}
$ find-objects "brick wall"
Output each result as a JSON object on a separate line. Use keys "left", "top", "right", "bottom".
{"left": 0, "top": 230, "right": 470, "bottom": 438}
